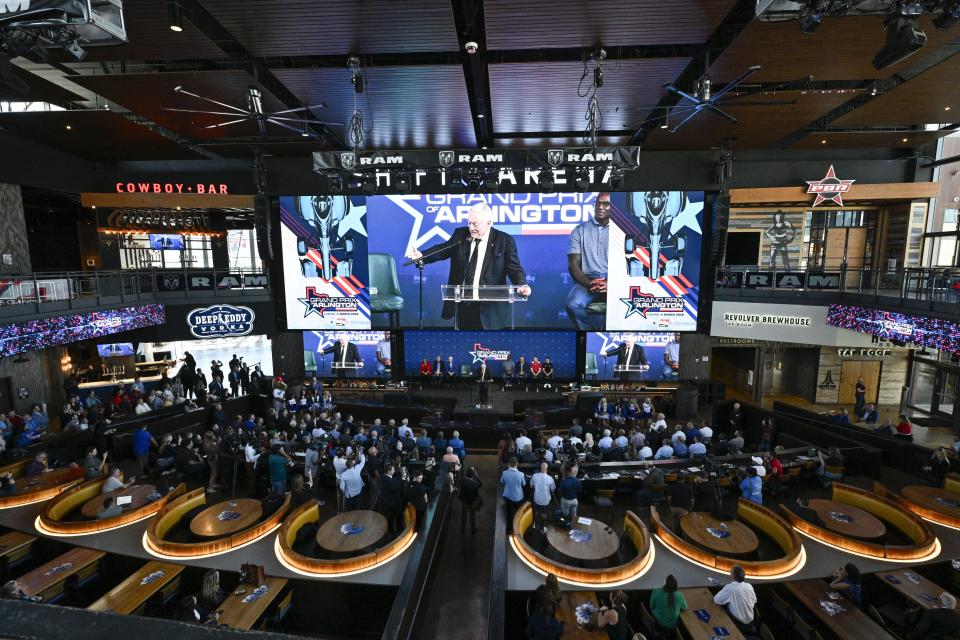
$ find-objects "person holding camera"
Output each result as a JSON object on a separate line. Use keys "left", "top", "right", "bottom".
{"left": 459, "top": 466, "right": 483, "bottom": 534}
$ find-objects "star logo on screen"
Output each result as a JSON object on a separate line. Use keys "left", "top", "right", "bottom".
{"left": 468, "top": 343, "right": 511, "bottom": 364}
{"left": 806, "top": 165, "right": 855, "bottom": 207}
{"left": 620, "top": 287, "right": 685, "bottom": 319}
{"left": 299, "top": 287, "right": 357, "bottom": 318}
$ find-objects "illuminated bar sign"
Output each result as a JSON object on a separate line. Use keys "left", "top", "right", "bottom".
{"left": 114, "top": 182, "right": 230, "bottom": 195}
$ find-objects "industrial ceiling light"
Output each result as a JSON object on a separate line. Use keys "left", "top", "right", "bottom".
{"left": 934, "top": 1, "right": 960, "bottom": 30}
{"left": 348, "top": 56, "right": 364, "bottom": 93}
{"left": 64, "top": 38, "right": 86, "bottom": 61}
{"left": 608, "top": 167, "right": 624, "bottom": 191}
{"left": 574, "top": 168, "right": 590, "bottom": 192}
{"left": 461, "top": 168, "right": 483, "bottom": 193}
{"left": 873, "top": 13, "right": 927, "bottom": 70}
{"left": 395, "top": 171, "right": 412, "bottom": 193}
{"left": 798, "top": 1, "right": 826, "bottom": 34}
{"left": 168, "top": 1, "right": 183, "bottom": 32}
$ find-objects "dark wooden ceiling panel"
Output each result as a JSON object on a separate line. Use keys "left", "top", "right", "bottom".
{"left": 642, "top": 92, "right": 850, "bottom": 150}
{"left": 198, "top": 0, "right": 459, "bottom": 56}
{"left": 790, "top": 129, "right": 951, "bottom": 149}
{"left": 709, "top": 15, "right": 960, "bottom": 83}
{"left": 274, "top": 65, "right": 476, "bottom": 149}
{"left": 484, "top": 0, "right": 737, "bottom": 48}
{"left": 50, "top": 0, "right": 224, "bottom": 62}
{"left": 833, "top": 53, "right": 960, "bottom": 126}
{"left": 0, "top": 110, "right": 202, "bottom": 160}
{"left": 71, "top": 70, "right": 289, "bottom": 140}
{"left": 490, "top": 59, "right": 689, "bottom": 135}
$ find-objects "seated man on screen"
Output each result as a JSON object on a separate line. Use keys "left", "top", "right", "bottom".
{"left": 375, "top": 333, "right": 392, "bottom": 380}
{"left": 405, "top": 203, "right": 531, "bottom": 330}
{"left": 602, "top": 335, "right": 649, "bottom": 382}
{"left": 321, "top": 335, "right": 363, "bottom": 379}
{"left": 445, "top": 356, "right": 457, "bottom": 381}
{"left": 661, "top": 333, "right": 680, "bottom": 381}
{"left": 565, "top": 192, "right": 610, "bottom": 330}
{"left": 432, "top": 355, "right": 445, "bottom": 384}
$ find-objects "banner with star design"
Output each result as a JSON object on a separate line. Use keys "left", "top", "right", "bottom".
{"left": 403, "top": 330, "right": 576, "bottom": 376}
{"left": 604, "top": 191, "right": 703, "bottom": 331}
{"left": 279, "top": 195, "right": 371, "bottom": 330}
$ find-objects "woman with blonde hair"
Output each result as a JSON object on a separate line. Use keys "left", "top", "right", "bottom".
{"left": 197, "top": 569, "right": 225, "bottom": 616}
{"left": 203, "top": 430, "right": 219, "bottom": 492}
{"left": 533, "top": 573, "right": 561, "bottom": 616}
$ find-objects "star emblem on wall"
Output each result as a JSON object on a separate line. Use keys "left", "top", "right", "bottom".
{"left": 806, "top": 165, "right": 856, "bottom": 207}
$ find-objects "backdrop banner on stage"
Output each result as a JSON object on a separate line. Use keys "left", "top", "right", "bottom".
{"left": 604, "top": 192, "right": 703, "bottom": 331}
{"left": 403, "top": 330, "right": 576, "bottom": 379}
{"left": 279, "top": 195, "right": 371, "bottom": 330}
{"left": 585, "top": 332, "right": 680, "bottom": 381}
{"left": 303, "top": 330, "right": 387, "bottom": 378}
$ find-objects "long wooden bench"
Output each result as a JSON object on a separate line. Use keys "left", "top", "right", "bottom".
{"left": 17, "top": 547, "right": 105, "bottom": 604}
{"left": 87, "top": 561, "right": 184, "bottom": 615}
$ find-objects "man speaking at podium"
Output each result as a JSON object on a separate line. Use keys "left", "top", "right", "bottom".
{"left": 321, "top": 335, "right": 362, "bottom": 379}
{"left": 406, "top": 203, "right": 531, "bottom": 329}
{"left": 603, "top": 335, "right": 649, "bottom": 382}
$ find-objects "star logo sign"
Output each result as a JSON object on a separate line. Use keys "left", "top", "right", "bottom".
{"left": 806, "top": 165, "right": 855, "bottom": 207}
{"left": 469, "top": 343, "right": 489, "bottom": 364}
{"left": 299, "top": 287, "right": 330, "bottom": 317}
{"left": 621, "top": 289, "right": 657, "bottom": 318}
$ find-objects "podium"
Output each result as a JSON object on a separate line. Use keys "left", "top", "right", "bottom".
{"left": 331, "top": 362, "right": 363, "bottom": 378}
{"left": 613, "top": 364, "right": 650, "bottom": 382}
{"left": 441, "top": 284, "right": 528, "bottom": 330}
{"left": 477, "top": 380, "right": 491, "bottom": 408}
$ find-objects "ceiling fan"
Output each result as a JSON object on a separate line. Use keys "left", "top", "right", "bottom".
{"left": 621, "top": 64, "right": 800, "bottom": 132}
{"left": 163, "top": 86, "right": 343, "bottom": 138}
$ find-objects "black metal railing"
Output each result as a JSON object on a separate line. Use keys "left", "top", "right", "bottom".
{"left": 0, "top": 268, "right": 270, "bottom": 320}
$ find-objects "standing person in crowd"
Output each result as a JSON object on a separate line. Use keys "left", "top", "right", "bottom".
{"left": 459, "top": 466, "right": 482, "bottom": 534}
{"left": 931, "top": 447, "right": 951, "bottom": 488}
{"left": 713, "top": 566, "right": 757, "bottom": 633}
{"left": 267, "top": 444, "right": 290, "bottom": 496}
{"left": 501, "top": 457, "right": 525, "bottom": 533}
{"left": 380, "top": 463, "right": 405, "bottom": 533}
{"left": 133, "top": 424, "right": 157, "bottom": 475}
{"left": 854, "top": 377, "right": 867, "bottom": 417}
{"left": 340, "top": 448, "right": 366, "bottom": 511}
{"left": 203, "top": 430, "right": 219, "bottom": 493}
{"left": 650, "top": 574, "right": 688, "bottom": 634}
{"left": 531, "top": 461, "right": 556, "bottom": 534}
{"left": 558, "top": 464, "right": 581, "bottom": 523}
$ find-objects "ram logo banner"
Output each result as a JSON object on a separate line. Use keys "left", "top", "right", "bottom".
{"left": 279, "top": 195, "right": 371, "bottom": 330}
{"left": 469, "top": 343, "right": 512, "bottom": 364}
{"left": 806, "top": 165, "right": 855, "bottom": 207}
{"left": 547, "top": 149, "right": 564, "bottom": 167}
{"left": 438, "top": 151, "right": 455, "bottom": 167}
{"left": 339, "top": 152, "right": 356, "bottom": 170}
{"left": 187, "top": 304, "right": 255, "bottom": 338}
{"left": 605, "top": 191, "right": 703, "bottom": 331}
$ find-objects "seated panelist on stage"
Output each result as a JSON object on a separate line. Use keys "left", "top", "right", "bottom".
{"left": 566, "top": 191, "right": 610, "bottom": 330}
{"left": 433, "top": 355, "right": 445, "bottom": 378}
{"left": 320, "top": 335, "right": 362, "bottom": 378}
{"left": 602, "top": 335, "right": 649, "bottom": 380}
{"left": 404, "top": 203, "right": 532, "bottom": 330}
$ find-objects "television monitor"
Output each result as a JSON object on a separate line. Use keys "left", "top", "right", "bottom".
{"left": 97, "top": 343, "right": 135, "bottom": 357}
{"left": 584, "top": 331, "right": 681, "bottom": 381}
{"left": 149, "top": 234, "right": 184, "bottom": 250}
{"left": 303, "top": 331, "right": 388, "bottom": 378}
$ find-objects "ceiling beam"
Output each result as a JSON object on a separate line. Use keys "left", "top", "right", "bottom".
{"left": 627, "top": 0, "right": 758, "bottom": 146}
{"left": 450, "top": 0, "right": 493, "bottom": 148}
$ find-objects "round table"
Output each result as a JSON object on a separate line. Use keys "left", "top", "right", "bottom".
{"left": 316, "top": 510, "right": 388, "bottom": 553}
{"left": 806, "top": 498, "right": 887, "bottom": 539}
{"left": 189, "top": 499, "right": 263, "bottom": 537}
{"left": 81, "top": 484, "right": 157, "bottom": 518}
{"left": 680, "top": 512, "right": 759, "bottom": 556}
{"left": 546, "top": 519, "right": 620, "bottom": 562}
{"left": 902, "top": 485, "right": 960, "bottom": 519}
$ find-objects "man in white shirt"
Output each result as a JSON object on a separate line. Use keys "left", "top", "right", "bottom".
{"left": 134, "top": 399, "right": 152, "bottom": 415}
{"left": 699, "top": 423, "right": 714, "bottom": 442}
{"left": 713, "top": 566, "right": 757, "bottom": 630}
{"left": 568, "top": 434, "right": 583, "bottom": 448}
{"left": 340, "top": 449, "right": 366, "bottom": 511}
{"left": 654, "top": 443, "right": 674, "bottom": 460}
{"left": 311, "top": 423, "right": 326, "bottom": 439}
{"left": 530, "top": 462, "right": 556, "bottom": 534}
{"left": 750, "top": 456, "right": 766, "bottom": 477}
{"left": 688, "top": 437, "right": 707, "bottom": 457}
{"left": 614, "top": 430, "right": 629, "bottom": 449}
{"left": 651, "top": 414, "right": 667, "bottom": 433}
{"left": 547, "top": 433, "right": 564, "bottom": 452}
{"left": 398, "top": 418, "right": 414, "bottom": 440}
{"left": 515, "top": 430, "right": 532, "bottom": 452}
{"left": 637, "top": 444, "right": 653, "bottom": 460}
{"left": 598, "top": 429, "right": 613, "bottom": 450}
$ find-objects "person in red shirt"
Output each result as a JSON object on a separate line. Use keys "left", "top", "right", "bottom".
{"left": 896, "top": 414, "right": 913, "bottom": 440}
{"left": 768, "top": 450, "right": 784, "bottom": 478}
{"left": 419, "top": 358, "right": 433, "bottom": 384}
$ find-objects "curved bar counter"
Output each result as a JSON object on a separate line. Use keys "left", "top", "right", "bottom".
{"left": 651, "top": 499, "right": 805, "bottom": 578}
{"left": 276, "top": 499, "right": 417, "bottom": 576}
{"left": 780, "top": 482, "right": 939, "bottom": 561}
{"left": 38, "top": 480, "right": 185, "bottom": 534}
{"left": 509, "top": 501, "right": 654, "bottom": 586}
{"left": 0, "top": 460, "right": 85, "bottom": 509}
{"left": 145, "top": 487, "right": 291, "bottom": 558}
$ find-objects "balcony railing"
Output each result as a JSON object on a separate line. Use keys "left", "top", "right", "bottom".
{"left": 0, "top": 268, "right": 270, "bottom": 321}
{"left": 715, "top": 266, "right": 960, "bottom": 310}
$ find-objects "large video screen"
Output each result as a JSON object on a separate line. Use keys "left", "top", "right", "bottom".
{"left": 303, "top": 330, "right": 388, "bottom": 378}
{"left": 97, "top": 342, "right": 135, "bottom": 357}
{"left": 584, "top": 332, "right": 680, "bottom": 381}
{"left": 827, "top": 304, "right": 960, "bottom": 355}
{"left": 0, "top": 304, "right": 165, "bottom": 357}
{"left": 280, "top": 196, "right": 371, "bottom": 330}
{"left": 403, "top": 330, "right": 577, "bottom": 378}
{"left": 280, "top": 192, "right": 703, "bottom": 331}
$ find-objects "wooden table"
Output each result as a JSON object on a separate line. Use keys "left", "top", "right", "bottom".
{"left": 680, "top": 512, "right": 759, "bottom": 556}
{"left": 17, "top": 547, "right": 105, "bottom": 601}
{"left": 12, "top": 467, "right": 83, "bottom": 496}
{"left": 81, "top": 484, "right": 157, "bottom": 518}
{"left": 902, "top": 485, "right": 960, "bottom": 519}
{"left": 679, "top": 587, "right": 747, "bottom": 640}
{"left": 806, "top": 499, "right": 887, "bottom": 539}
{"left": 553, "top": 591, "right": 607, "bottom": 640}
{"left": 316, "top": 510, "right": 388, "bottom": 553}
{"left": 786, "top": 579, "right": 896, "bottom": 640}
{"left": 189, "top": 499, "right": 263, "bottom": 537}
{"left": 217, "top": 576, "right": 288, "bottom": 630}
{"left": 546, "top": 518, "right": 620, "bottom": 562}
{"left": 877, "top": 569, "right": 945, "bottom": 610}
{"left": 0, "top": 530, "right": 37, "bottom": 566}
{"left": 87, "top": 561, "right": 184, "bottom": 615}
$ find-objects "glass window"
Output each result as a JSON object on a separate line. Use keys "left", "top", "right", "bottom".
{"left": 227, "top": 229, "right": 262, "bottom": 272}
{"left": 910, "top": 361, "right": 937, "bottom": 413}
{"left": 938, "top": 372, "right": 957, "bottom": 416}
